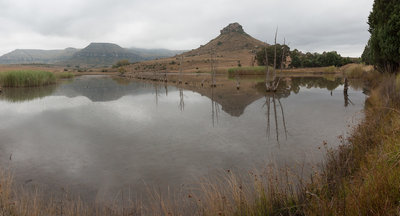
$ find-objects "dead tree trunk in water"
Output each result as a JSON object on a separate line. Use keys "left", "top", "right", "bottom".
{"left": 164, "top": 67, "right": 168, "bottom": 82}
{"left": 179, "top": 87, "right": 184, "bottom": 111}
{"left": 210, "top": 49, "right": 217, "bottom": 87}
{"left": 343, "top": 78, "right": 354, "bottom": 107}
{"left": 265, "top": 45, "right": 270, "bottom": 90}
{"left": 273, "top": 28, "right": 278, "bottom": 81}
{"left": 280, "top": 38, "right": 286, "bottom": 74}
{"left": 266, "top": 27, "right": 281, "bottom": 92}
{"left": 179, "top": 56, "right": 183, "bottom": 84}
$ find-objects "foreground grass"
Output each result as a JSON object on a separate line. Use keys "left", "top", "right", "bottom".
{"left": 0, "top": 70, "right": 56, "bottom": 87}
{"left": 303, "top": 73, "right": 400, "bottom": 215}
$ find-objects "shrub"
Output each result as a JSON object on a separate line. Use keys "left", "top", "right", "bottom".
{"left": 323, "top": 66, "right": 337, "bottom": 73}
{"left": 56, "top": 72, "right": 75, "bottom": 79}
{"left": 113, "top": 59, "right": 130, "bottom": 68}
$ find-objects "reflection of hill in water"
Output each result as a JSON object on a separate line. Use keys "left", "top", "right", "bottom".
{"left": 0, "top": 76, "right": 350, "bottom": 118}
{"left": 184, "top": 77, "right": 344, "bottom": 117}
{"left": 183, "top": 83, "right": 265, "bottom": 117}
{"left": 53, "top": 76, "right": 158, "bottom": 101}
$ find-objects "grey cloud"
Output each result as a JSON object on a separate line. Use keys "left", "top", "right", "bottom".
{"left": 0, "top": 0, "right": 374, "bottom": 56}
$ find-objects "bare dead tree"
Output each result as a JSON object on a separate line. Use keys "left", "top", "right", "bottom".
{"left": 280, "top": 38, "right": 286, "bottom": 74}
{"left": 179, "top": 56, "right": 183, "bottom": 84}
{"left": 265, "top": 27, "right": 282, "bottom": 92}
{"left": 343, "top": 78, "right": 354, "bottom": 107}
{"left": 210, "top": 49, "right": 217, "bottom": 87}
{"left": 164, "top": 66, "right": 168, "bottom": 83}
{"left": 265, "top": 43, "right": 270, "bottom": 90}
{"left": 273, "top": 27, "right": 278, "bottom": 80}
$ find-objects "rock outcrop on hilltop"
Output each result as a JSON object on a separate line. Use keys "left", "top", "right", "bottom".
{"left": 183, "top": 22, "right": 267, "bottom": 56}
{"left": 220, "top": 22, "right": 246, "bottom": 35}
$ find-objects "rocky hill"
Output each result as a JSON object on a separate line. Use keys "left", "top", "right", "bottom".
{"left": 184, "top": 22, "right": 266, "bottom": 56}
{"left": 129, "top": 23, "right": 268, "bottom": 73}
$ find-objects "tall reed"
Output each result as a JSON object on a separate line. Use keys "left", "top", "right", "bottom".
{"left": 0, "top": 70, "right": 56, "bottom": 87}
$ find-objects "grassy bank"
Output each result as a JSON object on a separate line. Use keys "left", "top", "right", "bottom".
{"left": 0, "top": 70, "right": 56, "bottom": 87}
{"left": 228, "top": 66, "right": 268, "bottom": 76}
{"left": 302, "top": 74, "right": 400, "bottom": 215}
{"left": 55, "top": 72, "right": 75, "bottom": 79}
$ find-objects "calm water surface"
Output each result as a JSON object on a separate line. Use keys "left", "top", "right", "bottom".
{"left": 0, "top": 75, "right": 366, "bottom": 200}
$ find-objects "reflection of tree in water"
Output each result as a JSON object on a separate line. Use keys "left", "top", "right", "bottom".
{"left": 256, "top": 76, "right": 358, "bottom": 145}
{"left": 179, "top": 87, "right": 185, "bottom": 112}
{"left": 343, "top": 78, "right": 354, "bottom": 107}
{"left": 211, "top": 87, "right": 220, "bottom": 127}
{"left": 153, "top": 83, "right": 159, "bottom": 106}
{"left": 289, "top": 77, "right": 343, "bottom": 94}
{"left": 0, "top": 85, "right": 57, "bottom": 103}
{"left": 263, "top": 93, "right": 287, "bottom": 146}
{"left": 256, "top": 77, "right": 345, "bottom": 97}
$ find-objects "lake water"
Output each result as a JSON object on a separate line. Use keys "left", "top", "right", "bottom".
{"left": 0, "top": 75, "right": 366, "bottom": 201}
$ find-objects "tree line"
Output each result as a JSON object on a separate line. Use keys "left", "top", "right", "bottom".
{"left": 256, "top": 45, "right": 358, "bottom": 68}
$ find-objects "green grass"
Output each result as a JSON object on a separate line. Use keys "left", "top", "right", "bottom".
{"left": 228, "top": 66, "right": 270, "bottom": 76}
{"left": 323, "top": 65, "right": 337, "bottom": 73}
{"left": 343, "top": 64, "right": 367, "bottom": 78}
{"left": 55, "top": 72, "right": 75, "bottom": 79}
{"left": 0, "top": 70, "right": 56, "bottom": 87}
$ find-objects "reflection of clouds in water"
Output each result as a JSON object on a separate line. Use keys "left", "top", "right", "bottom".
{"left": 0, "top": 96, "right": 91, "bottom": 114}
{"left": 0, "top": 76, "right": 367, "bottom": 202}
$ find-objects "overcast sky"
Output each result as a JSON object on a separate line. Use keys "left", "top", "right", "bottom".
{"left": 0, "top": 0, "right": 373, "bottom": 57}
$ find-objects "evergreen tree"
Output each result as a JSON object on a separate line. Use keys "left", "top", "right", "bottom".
{"left": 368, "top": 0, "right": 400, "bottom": 73}
{"left": 256, "top": 44, "right": 290, "bottom": 68}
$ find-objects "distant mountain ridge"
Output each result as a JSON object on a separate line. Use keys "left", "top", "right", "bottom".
{"left": 0, "top": 43, "right": 184, "bottom": 66}
{"left": 0, "top": 48, "right": 79, "bottom": 64}
{"left": 63, "top": 43, "right": 143, "bottom": 67}
{"left": 127, "top": 48, "right": 185, "bottom": 60}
